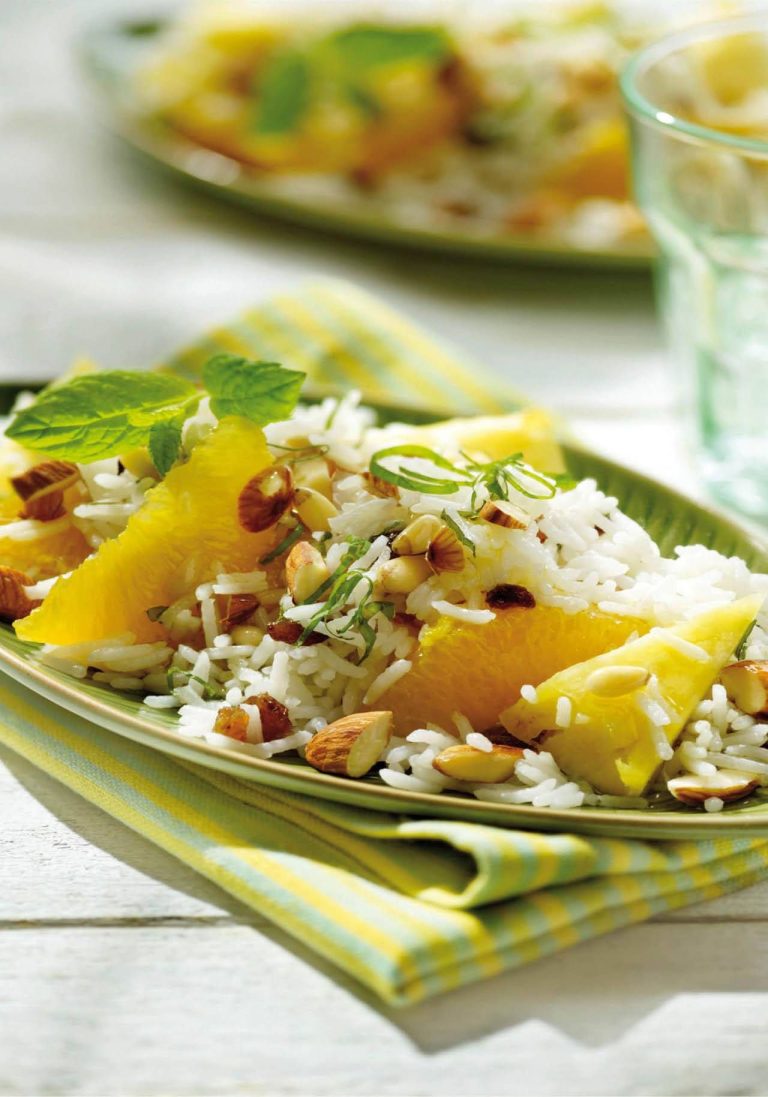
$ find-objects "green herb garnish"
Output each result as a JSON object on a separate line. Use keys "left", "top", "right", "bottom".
{"left": 441, "top": 509, "right": 476, "bottom": 556}
{"left": 369, "top": 444, "right": 560, "bottom": 506}
{"left": 148, "top": 416, "right": 184, "bottom": 477}
{"left": 6, "top": 372, "right": 198, "bottom": 463}
{"left": 202, "top": 355, "right": 305, "bottom": 426}
{"left": 327, "top": 25, "right": 450, "bottom": 71}
{"left": 293, "top": 538, "right": 392, "bottom": 660}
{"left": 7, "top": 354, "right": 305, "bottom": 471}
{"left": 736, "top": 619, "right": 758, "bottom": 661}
{"left": 252, "top": 50, "right": 311, "bottom": 136}
{"left": 259, "top": 520, "right": 307, "bottom": 566}
{"left": 369, "top": 445, "right": 472, "bottom": 495}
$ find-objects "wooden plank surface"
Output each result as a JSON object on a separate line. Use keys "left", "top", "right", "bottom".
{"left": 4, "top": 744, "right": 768, "bottom": 1096}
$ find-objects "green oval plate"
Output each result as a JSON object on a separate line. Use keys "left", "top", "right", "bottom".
{"left": 2, "top": 393, "right": 768, "bottom": 839}
{"left": 78, "top": 17, "right": 654, "bottom": 272}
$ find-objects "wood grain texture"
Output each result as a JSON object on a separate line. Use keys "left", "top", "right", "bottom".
{"left": 4, "top": 745, "right": 768, "bottom": 1096}
{"left": 3, "top": 922, "right": 768, "bottom": 1097}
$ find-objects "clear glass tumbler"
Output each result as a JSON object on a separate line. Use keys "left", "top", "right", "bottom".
{"left": 621, "top": 15, "right": 768, "bottom": 518}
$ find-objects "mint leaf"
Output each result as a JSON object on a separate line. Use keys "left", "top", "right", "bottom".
{"left": 6, "top": 372, "right": 199, "bottom": 463}
{"left": 202, "top": 356, "right": 305, "bottom": 426}
{"left": 252, "top": 50, "right": 311, "bottom": 136}
{"left": 148, "top": 416, "right": 184, "bottom": 477}
{"left": 327, "top": 25, "right": 450, "bottom": 71}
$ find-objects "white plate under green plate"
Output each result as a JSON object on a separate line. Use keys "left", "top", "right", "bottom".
{"left": 2, "top": 392, "right": 768, "bottom": 839}
{"left": 78, "top": 17, "right": 654, "bottom": 272}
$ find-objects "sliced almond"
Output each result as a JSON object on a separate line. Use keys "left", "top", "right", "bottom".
{"left": 363, "top": 471, "right": 400, "bottom": 499}
{"left": 238, "top": 465, "right": 295, "bottom": 533}
{"left": 377, "top": 555, "right": 433, "bottom": 595}
{"left": 721, "top": 660, "right": 768, "bottom": 717}
{"left": 585, "top": 665, "right": 651, "bottom": 698}
{"left": 667, "top": 769, "right": 760, "bottom": 805}
{"left": 391, "top": 515, "right": 442, "bottom": 556}
{"left": 0, "top": 566, "right": 40, "bottom": 622}
{"left": 478, "top": 499, "right": 530, "bottom": 530}
{"left": 432, "top": 743, "right": 523, "bottom": 783}
{"left": 304, "top": 711, "right": 393, "bottom": 777}
{"left": 11, "top": 460, "right": 80, "bottom": 521}
{"left": 426, "top": 525, "right": 464, "bottom": 574}
{"left": 294, "top": 457, "right": 333, "bottom": 499}
{"left": 294, "top": 486, "right": 339, "bottom": 532}
{"left": 285, "top": 541, "right": 329, "bottom": 604}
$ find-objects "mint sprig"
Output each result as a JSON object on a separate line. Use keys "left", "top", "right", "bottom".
{"left": 6, "top": 372, "right": 198, "bottom": 463}
{"left": 6, "top": 355, "right": 306, "bottom": 470}
{"left": 202, "top": 355, "right": 305, "bottom": 426}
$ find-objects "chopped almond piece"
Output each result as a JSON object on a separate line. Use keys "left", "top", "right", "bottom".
{"left": 304, "top": 711, "right": 393, "bottom": 777}
{"left": 432, "top": 742, "right": 523, "bottom": 783}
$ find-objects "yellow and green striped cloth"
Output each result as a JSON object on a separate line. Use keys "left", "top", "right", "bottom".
{"left": 3, "top": 279, "right": 768, "bottom": 1007}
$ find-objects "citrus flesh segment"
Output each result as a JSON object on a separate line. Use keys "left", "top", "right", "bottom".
{"left": 0, "top": 524, "right": 91, "bottom": 581}
{"left": 16, "top": 416, "right": 274, "bottom": 646}
{"left": 378, "top": 604, "right": 645, "bottom": 736}
{"left": 406, "top": 409, "right": 564, "bottom": 473}
{"left": 500, "top": 596, "right": 764, "bottom": 797}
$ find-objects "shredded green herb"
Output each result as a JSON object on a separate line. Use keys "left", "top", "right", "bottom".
{"left": 292, "top": 537, "right": 392, "bottom": 660}
{"left": 369, "top": 445, "right": 472, "bottom": 494}
{"left": 259, "top": 520, "right": 307, "bottom": 566}
{"left": 441, "top": 509, "right": 476, "bottom": 556}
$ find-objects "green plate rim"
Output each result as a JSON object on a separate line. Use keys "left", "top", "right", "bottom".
{"left": 3, "top": 388, "right": 768, "bottom": 839}
{"left": 77, "top": 16, "right": 655, "bottom": 272}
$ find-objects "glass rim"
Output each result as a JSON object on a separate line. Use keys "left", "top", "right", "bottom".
{"left": 620, "top": 11, "right": 768, "bottom": 158}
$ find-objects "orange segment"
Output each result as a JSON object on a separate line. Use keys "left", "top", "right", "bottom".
{"left": 552, "top": 119, "right": 629, "bottom": 202}
{"left": 0, "top": 523, "right": 91, "bottom": 581}
{"left": 16, "top": 416, "right": 274, "bottom": 646}
{"left": 378, "top": 604, "right": 646, "bottom": 736}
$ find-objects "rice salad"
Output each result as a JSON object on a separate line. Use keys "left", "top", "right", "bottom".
{"left": 2, "top": 356, "right": 768, "bottom": 815}
{"left": 134, "top": 0, "right": 741, "bottom": 255}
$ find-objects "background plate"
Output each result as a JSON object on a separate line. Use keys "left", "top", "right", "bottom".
{"left": 2, "top": 392, "right": 768, "bottom": 839}
{"left": 79, "top": 17, "right": 654, "bottom": 271}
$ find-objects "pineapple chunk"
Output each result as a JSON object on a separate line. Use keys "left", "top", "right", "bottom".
{"left": 409, "top": 409, "right": 564, "bottom": 473}
{"left": 500, "top": 596, "right": 763, "bottom": 797}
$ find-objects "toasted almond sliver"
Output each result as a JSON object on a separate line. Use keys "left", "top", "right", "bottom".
{"left": 426, "top": 525, "right": 464, "bottom": 574}
{"left": 432, "top": 743, "right": 523, "bottom": 783}
{"left": 0, "top": 565, "right": 40, "bottom": 622}
{"left": 285, "top": 541, "right": 329, "bottom": 604}
{"left": 721, "top": 660, "right": 768, "bottom": 717}
{"left": 667, "top": 769, "right": 760, "bottom": 805}
{"left": 11, "top": 460, "right": 81, "bottom": 522}
{"left": 238, "top": 465, "right": 295, "bottom": 533}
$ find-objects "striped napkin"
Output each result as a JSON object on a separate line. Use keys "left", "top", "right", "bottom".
{"left": 3, "top": 279, "right": 768, "bottom": 1007}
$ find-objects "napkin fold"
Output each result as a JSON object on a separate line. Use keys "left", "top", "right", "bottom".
{"left": 2, "top": 278, "right": 767, "bottom": 1006}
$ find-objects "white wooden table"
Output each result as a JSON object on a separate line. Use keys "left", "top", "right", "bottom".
{"left": 3, "top": 3, "right": 768, "bottom": 1094}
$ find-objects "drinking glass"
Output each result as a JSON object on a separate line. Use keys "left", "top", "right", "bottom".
{"left": 621, "top": 15, "right": 768, "bottom": 518}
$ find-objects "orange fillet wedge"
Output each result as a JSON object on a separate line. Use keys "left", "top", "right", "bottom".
{"left": 16, "top": 416, "right": 274, "bottom": 646}
{"left": 378, "top": 604, "right": 646, "bottom": 736}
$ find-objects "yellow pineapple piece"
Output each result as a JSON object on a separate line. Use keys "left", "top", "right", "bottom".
{"left": 408, "top": 409, "right": 565, "bottom": 473}
{"left": 16, "top": 417, "right": 275, "bottom": 646}
{"left": 500, "top": 596, "right": 763, "bottom": 796}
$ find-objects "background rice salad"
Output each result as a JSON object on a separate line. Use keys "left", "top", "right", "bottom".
{"left": 3, "top": 381, "right": 768, "bottom": 814}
